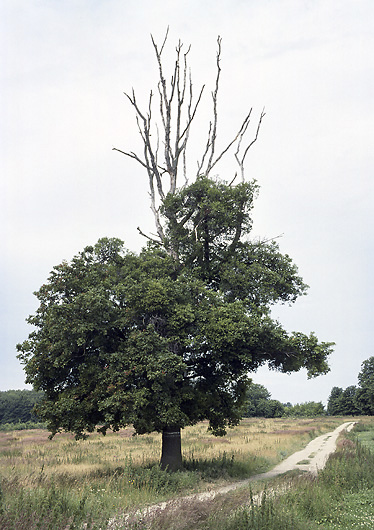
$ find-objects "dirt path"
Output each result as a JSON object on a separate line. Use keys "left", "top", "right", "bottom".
{"left": 107, "top": 421, "right": 356, "bottom": 528}
{"left": 258, "top": 420, "right": 356, "bottom": 478}
{"left": 183, "top": 421, "right": 356, "bottom": 502}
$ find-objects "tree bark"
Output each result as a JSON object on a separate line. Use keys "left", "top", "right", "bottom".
{"left": 160, "top": 426, "right": 182, "bottom": 471}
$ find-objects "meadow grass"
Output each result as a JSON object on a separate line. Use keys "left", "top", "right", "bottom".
{"left": 0, "top": 416, "right": 358, "bottom": 529}
{"left": 175, "top": 419, "right": 374, "bottom": 530}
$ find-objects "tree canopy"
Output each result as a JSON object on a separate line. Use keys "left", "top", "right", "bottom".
{"left": 0, "top": 390, "right": 43, "bottom": 425}
{"left": 327, "top": 357, "right": 374, "bottom": 416}
{"left": 355, "top": 357, "right": 374, "bottom": 415}
{"left": 17, "top": 180, "right": 333, "bottom": 446}
{"left": 327, "top": 385, "right": 360, "bottom": 416}
{"left": 242, "top": 383, "right": 285, "bottom": 418}
{"left": 327, "top": 386, "right": 345, "bottom": 416}
{"left": 283, "top": 401, "right": 325, "bottom": 417}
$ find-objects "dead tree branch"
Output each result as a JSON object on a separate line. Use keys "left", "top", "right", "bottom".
{"left": 113, "top": 31, "right": 264, "bottom": 254}
{"left": 113, "top": 29, "right": 205, "bottom": 251}
{"left": 197, "top": 38, "right": 265, "bottom": 181}
{"left": 235, "top": 108, "right": 266, "bottom": 181}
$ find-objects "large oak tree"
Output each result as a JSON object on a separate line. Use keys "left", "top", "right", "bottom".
{"left": 17, "top": 33, "right": 334, "bottom": 471}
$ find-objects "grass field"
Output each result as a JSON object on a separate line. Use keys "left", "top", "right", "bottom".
{"left": 122, "top": 418, "right": 374, "bottom": 530}
{"left": 0, "top": 416, "right": 371, "bottom": 529}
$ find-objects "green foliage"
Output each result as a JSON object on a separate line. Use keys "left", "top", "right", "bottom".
{"left": 242, "top": 383, "right": 285, "bottom": 418}
{"left": 327, "top": 386, "right": 344, "bottom": 415}
{"left": 355, "top": 356, "right": 374, "bottom": 415}
{"left": 161, "top": 177, "right": 258, "bottom": 268}
{"left": 162, "top": 177, "right": 308, "bottom": 309}
{"left": 283, "top": 401, "right": 325, "bottom": 417}
{"left": 0, "top": 390, "right": 43, "bottom": 425}
{"left": 327, "top": 356, "right": 374, "bottom": 416}
{"left": 327, "top": 385, "right": 360, "bottom": 416}
{"left": 17, "top": 177, "right": 333, "bottom": 442}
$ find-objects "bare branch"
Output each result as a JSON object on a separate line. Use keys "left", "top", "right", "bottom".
{"left": 207, "top": 110, "right": 252, "bottom": 174}
{"left": 114, "top": 33, "right": 264, "bottom": 257}
{"left": 152, "top": 32, "right": 173, "bottom": 177}
{"left": 112, "top": 148, "right": 151, "bottom": 170}
{"left": 196, "top": 38, "right": 265, "bottom": 182}
{"left": 197, "top": 121, "right": 212, "bottom": 176}
{"left": 228, "top": 173, "right": 237, "bottom": 187}
{"left": 241, "top": 108, "right": 266, "bottom": 163}
{"left": 256, "top": 233, "right": 284, "bottom": 245}
{"left": 151, "top": 26, "right": 169, "bottom": 57}
{"left": 235, "top": 108, "right": 266, "bottom": 181}
{"left": 137, "top": 226, "right": 162, "bottom": 245}
{"left": 206, "top": 36, "right": 222, "bottom": 173}
{"left": 180, "top": 83, "right": 205, "bottom": 143}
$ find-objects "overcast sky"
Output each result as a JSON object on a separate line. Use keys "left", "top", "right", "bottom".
{"left": 1, "top": 0, "right": 373, "bottom": 406}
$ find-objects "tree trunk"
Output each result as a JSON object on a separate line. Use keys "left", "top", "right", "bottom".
{"left": 160, "top": 426, "right": 182, "bottom": 471}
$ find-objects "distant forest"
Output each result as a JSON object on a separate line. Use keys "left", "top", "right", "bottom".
{"left": 1, "top": 377, "right": 372, "bottom": 429}
{"left": 0, "top": 389, "right": 43, "bottom": 424}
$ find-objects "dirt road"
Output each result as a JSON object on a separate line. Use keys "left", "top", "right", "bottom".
{"left": 257, "top": 420, "right": 356, "bottom": 478}
{"left": 193, "top": 421, "right": 356, "bottom": 501}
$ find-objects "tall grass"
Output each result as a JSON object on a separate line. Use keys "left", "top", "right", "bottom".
{"left": 201, "top": 422, "right": 374, "bottom": 530}
{"left": 121, "top": 419, "right": 374, "bottom": 530}
{"left": 0, "top": 416, "right": 352, "bottom": 529}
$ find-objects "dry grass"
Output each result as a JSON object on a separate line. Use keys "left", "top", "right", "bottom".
{"left": 1, "top": 416, "right": 367, "bottom": 529}
{"left": 182, "top": 417, "right": 343, "bottom": 465}
{"left": 0, "top": 416, "right": 343, "bottom": 488}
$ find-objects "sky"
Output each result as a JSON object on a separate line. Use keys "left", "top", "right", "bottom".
{"left": 1, "top": 0, "right": 373, "bottom": 406}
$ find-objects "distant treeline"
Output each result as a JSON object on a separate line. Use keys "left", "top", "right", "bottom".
{"left": 327, "top": 357, "right": 374, "bottom": 416}
{"left": 243, "top": 357, "right": 374, "bottom": 419}
{"left": 2, "top": 370, "right": 372, "bottom": 432}
{"left": 242, "top": 383, "right": 325, "bottom": 418}
{"left": 0, "top": 389, "right": 43, "bottom": 425}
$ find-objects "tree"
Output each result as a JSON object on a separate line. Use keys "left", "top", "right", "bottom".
{"left": 242, "top": 383, "right": 284, "bottom": 418}
{"left": 327, "top": 386, "right": 344, "bottom": 415}
{"left": 243, "top": 383, "right": 271, "bottom": 417}
{"left": 340, "top": 386, "right": 360, "bottom": 416}
{"left": 17, "top": 229, "right": 332, "bottom": 469}
{"left": 17, "top": 33, "right": 334, "bottom": 471}
{"left": 284, "top": 401, "right": 325, "bottom": 417}
{"left": 327, "top": 359, "right": 374, "bottom": 417}
{"left": 0, "top": 390, "right": 43, "bottom": 424}
{"left": 355, "top": 357, "right": 374, "bottom": 415}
